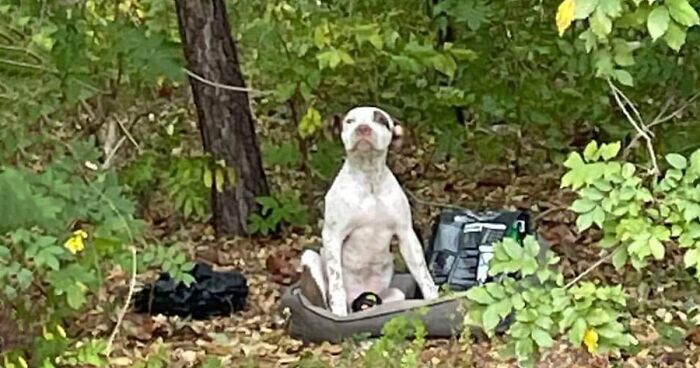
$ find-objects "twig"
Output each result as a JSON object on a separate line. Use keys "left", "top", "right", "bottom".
{"left": 116, "top": 117, "right": 142, "bottom": 154}
{"left": 564, "top": 251, "right": 614, "bottom": 289}
{"left": 611, "top": 82, "right": 647, "bottom": 133}
{"left": 623, "top": 92, "right": 700, "bottom": 159}
{"left": 533, "top": 205, "right": 568, "bottom": 224}
{"left": 0, "top": 57, "right": 56, "bottom": 73}
{"left": 607, "top": 79, "right": 659, "bottom": 176}
{"left": 106, "top": 246, "right": 137, "bottom": 355}
{"left": 101, "top": 136, "right": 127, "bottom": 169}
{"left": 182, "top": 67, "right": 272, "bottom": 95}
{"left": 0, "top": 44, "right": 44, "bottom": 64}
{"left": 650, "top": 92, "right": 700, "bottom": 127}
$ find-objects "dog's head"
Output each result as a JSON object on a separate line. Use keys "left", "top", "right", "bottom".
{"left": 330, "top": 106, "right": 404, "bottom": 154}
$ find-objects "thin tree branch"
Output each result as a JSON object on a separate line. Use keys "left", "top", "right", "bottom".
{"left": 116, "top": 117, "right": 141, "bottom": 154}
{"left": 106, "top": 246, "right": 137, "bottom": 354}
{"left": 623, "top": 92, "right": 699, "bottom": 159}
{"left": 0, "top": 44, "right": 44, "bottom": 64}
{"left": 564, "top": 251, "right": 614, "bottom": 289}
{"left": 607, "top": 79, "right": 659, "bottom": 176}
{"left": 182, "top": 67, "right": 271, "bottom": 95}
{"left": 650, "top": 92, "right": 700, "bottom": 127}
{"left": 0, "top": 57, "right": 56, "bottom": 73}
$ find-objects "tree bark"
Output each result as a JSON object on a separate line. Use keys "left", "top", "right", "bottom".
{"left": 174, "top": 0, "right": 269, "bottom": 236}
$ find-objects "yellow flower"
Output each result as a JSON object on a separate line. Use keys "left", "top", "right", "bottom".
{"left": 583, "top": 328, "right": 599, "bottom": 353}
{"left": 556, "top": 0, "right": 576, "bottom": 37}
{"left": 64, "top": 230, "right": 88, "bottom": 255}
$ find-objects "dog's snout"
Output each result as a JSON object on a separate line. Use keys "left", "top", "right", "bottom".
{"left": 356, "top": 124, "right": 372, "bottom": 136}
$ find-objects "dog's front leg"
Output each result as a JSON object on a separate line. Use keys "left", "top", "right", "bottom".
{"left": 322, "top": 225, "right": 348, "bottom": 316}
{"left": 397, "top": 225, "right": 439, "bottom": 300}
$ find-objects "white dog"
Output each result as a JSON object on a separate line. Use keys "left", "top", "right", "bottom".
{"left": 299, "top": 106, "right": 439, "bottom": 317}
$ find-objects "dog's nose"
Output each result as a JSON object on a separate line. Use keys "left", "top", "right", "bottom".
{"left": 356, "top": 124, "right": 372, "bottom": 136}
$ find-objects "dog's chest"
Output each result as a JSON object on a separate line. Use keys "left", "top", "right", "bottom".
{"left": 341, "top": 194, "right": 398, "bottom": 264}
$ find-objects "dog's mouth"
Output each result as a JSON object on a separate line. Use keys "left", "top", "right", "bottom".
{"left": 351, "top": 138, "right": 375, "bottom": 151}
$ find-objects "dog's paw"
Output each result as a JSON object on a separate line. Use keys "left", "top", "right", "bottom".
{"left": 422, "top": 284, "right": 440, "bottom": 300}
{"left": 329, "top": 297, "right": 348, "bottom": 316}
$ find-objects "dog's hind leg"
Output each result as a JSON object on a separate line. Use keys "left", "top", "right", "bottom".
{"left": 299, "top": 249, "right": 328, "bottom": 308}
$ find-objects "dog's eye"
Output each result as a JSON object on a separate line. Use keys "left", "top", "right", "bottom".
{"left": 373, "top": 111, "right": 391, "bottom": 129}
{"left": 345, "top": 118, "right": 355, "bottom": 124}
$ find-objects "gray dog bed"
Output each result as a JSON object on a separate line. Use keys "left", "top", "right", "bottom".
{"left": 279, "top": 273, "right": 472, "bottom": 343}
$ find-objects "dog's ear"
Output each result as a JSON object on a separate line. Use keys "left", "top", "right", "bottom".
{"left": 390, "top": 119, "right": 405, "bottom": 151}
{"left": 323, "top": 113, "right": 343, "bottom": 139}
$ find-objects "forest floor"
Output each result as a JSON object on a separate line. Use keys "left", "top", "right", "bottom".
{"left": 90, "top": 113, "right": 700, "bottom": 367}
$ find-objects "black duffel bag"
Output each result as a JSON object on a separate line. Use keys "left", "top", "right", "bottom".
{"left": 424, "top": 209, "right": 531, "bottom": 292}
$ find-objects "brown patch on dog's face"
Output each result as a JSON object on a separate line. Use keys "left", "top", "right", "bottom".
{"left": 373, "top": 110, "right": 392, "bottom": 131}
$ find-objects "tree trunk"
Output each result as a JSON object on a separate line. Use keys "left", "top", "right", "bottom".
{"left": 174, "top": 0, "right": 269, "bottom": 236}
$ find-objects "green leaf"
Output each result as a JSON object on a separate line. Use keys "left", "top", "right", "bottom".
{"left": 214, "top": 169, "right": 225, "bottom": 193}
{"left": 664, "top": 21, "right": 687, "bottom": 51}
{"left": 583, "top": 141, "right": 599, "bottom": 161}
{"left": 512, "top": 294, "right": 525, "bottom": 310}
{"left": 523, "top": 236, "right": 540, "bottom": 257}
{"left": 649, "top": 238, "right": 665, "bottom": 259}
{"left": 621, "top": 163, "right": 636, "bottom": 178}
{"left": 503, "top": 238, "right": 524, "bottom": 259}
{"left": 614, "top": 69, "right": 634, "bottom": 86}
{"left": 647, "top": 6, "right": 671, "bottom": 40}
{"left": 531, "top": 328, "right": 554, "bottom": 348}
{"left": 17, "top": 268, "right": 33, "bottom": 289}
{"left": 299, "top": 106, "right": 323, "bottom": 138}
{"left": 665, "top": 153, "right": 688, "bottom": 169}
{"left": 466, "top": 286, "right": 495, "bottom": 304}
{"left": 599, "top": 141, "right": 621, "bottom": 160}
{"left": 563, "top": 152, "right": 585, "bottom": 169}
{"left": 683, "top": 248, "right": 698, "bottom": 268}
{"left": 576, "top": 212, "right": 594, "bottom": 232}
{"left": 591, "top": 206, "right": 605, "bottom": 228}
{"left": 569, "top": 318, "right": 588, "bottom": 346}
{"left": 514, "top": 337, "right": 534, "bottom": 360}
{"left": 66, "top": 287, "right": 87, "bottom": 310}
{"left": 486, "top": 283, "right": 506, "bottom": 299}
{"left": 612, "top": 247, "right": 628, "bottom": 269}
{"left": 613, "top": 43, "right": 635, "bottom": 67}
{"left": 667, "top": 0, "right": 700, "bottom": 26}
{"left": 600, "top": 0, "right": 622, "bottom": 17}
{"left": 495, "top": 298, "right": 513, "bottom": 318}
{"left": 203, "top": 167, "right": 213, "bottom": 188}
{"left": 571, "top": 198, "right": 596, "bottom": 213}
{"left": 594, "top": 49, "right": 614, "bottom": 77}
{"left": 586, "top": 308, "right": 610, "bottom": 326}
{"left": 591, "top": 9, "right": 613, "bottom": 39}
{"left": 575, "top": 0, "right": 599, "bottom": 19}
{"left": 483, "top": 304, "right": 501, "bottom": 331}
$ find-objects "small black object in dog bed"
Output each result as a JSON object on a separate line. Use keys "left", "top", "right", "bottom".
{"left": 351, "top": 292, "right": 383, "bottom": 312}
{"left": 133, "top": 262, "right": 248, "bottom": 319}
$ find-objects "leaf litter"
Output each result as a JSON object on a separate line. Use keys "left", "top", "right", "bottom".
{"left": 89, "top": 121, "right": 700, "bottom": 367}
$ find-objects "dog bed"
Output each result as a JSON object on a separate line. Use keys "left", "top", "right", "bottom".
{"left": 279, "top": 273, "right": 494, "bottom": 344}
{"left": 280, "top": 209, "right": 547, "bottom": 344}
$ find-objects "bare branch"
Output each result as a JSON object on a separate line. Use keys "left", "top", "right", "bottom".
{"left": 106, "top": 246, "right": 137, "bottom": 354}
{"left": 116, "top": 117, "right": 142, "bottom": 154}
{"left": 607, "top": 79, "right": 659, "bottom": 176}
{"left": 564, "top": 251, "right": 614, "bottom": 289}
{"left": 182, "top": 67, "right": 272, "bottom": 95}
{"left": 623, "top": 92, "right": 699, "bottom": 160}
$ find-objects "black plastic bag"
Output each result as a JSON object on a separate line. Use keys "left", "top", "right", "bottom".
{"left": 133, "top": 262, "right": 248, "bottom": 319}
